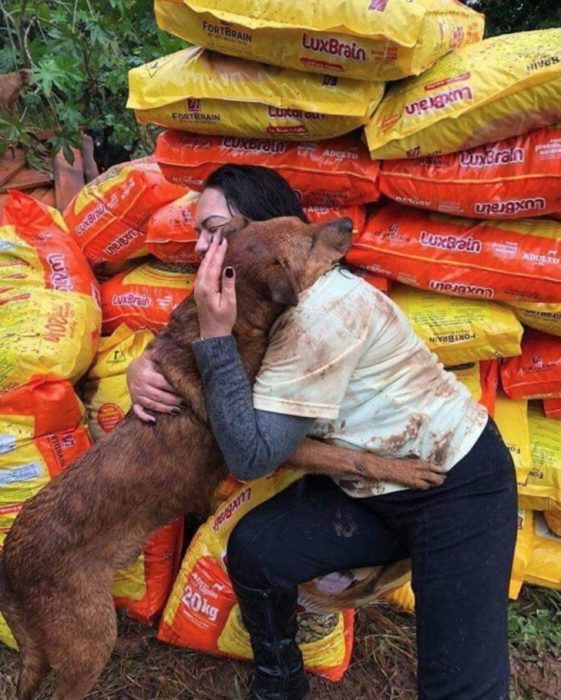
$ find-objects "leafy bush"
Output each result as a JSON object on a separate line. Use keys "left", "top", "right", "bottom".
{"left": 0, "top": 0, "right": 185, "bottom": 168}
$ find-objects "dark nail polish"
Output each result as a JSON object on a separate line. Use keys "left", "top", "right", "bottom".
{"left": 225, "top": 267, "right": 234, "bottom": 278}
{"left": 171, "top": 407, "right": 181, "bottom": 416}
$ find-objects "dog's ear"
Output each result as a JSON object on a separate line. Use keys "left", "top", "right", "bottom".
{"left": 266, "top": 259, "right": 299, "bottom": 307}
{"left": 222, "top": 214, "right": 250, "bottom": 238}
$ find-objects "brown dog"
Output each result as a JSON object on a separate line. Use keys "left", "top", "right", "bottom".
{"left": 0, "top": 215, "right": 443, "bottom": 700}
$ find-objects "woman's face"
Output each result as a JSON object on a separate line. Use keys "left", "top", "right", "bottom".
{"left": 194, "top": 187, "right": 235, "bottom": 256}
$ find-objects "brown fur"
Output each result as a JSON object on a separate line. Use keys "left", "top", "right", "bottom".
{"left": 0, "top": 69, "right": 32, "bottom": 114}
{"left": 0, "top": 215, "right": 354, "bottom": 700}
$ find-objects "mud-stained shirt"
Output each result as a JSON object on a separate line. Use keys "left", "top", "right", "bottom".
{"left": 252, "top": 267, "right": 488, "bottom": 497}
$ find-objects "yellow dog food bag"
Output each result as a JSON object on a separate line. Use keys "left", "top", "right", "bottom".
{"left": 518, "top": 403, "right": 561, "bottom": 513}
{"left": 390, "top": 284, "right": 523, "bottom": 365}
{"left": 525, "top": 512, "right": 561, "bottom": 591}
{"left": 366, "top": 29, "right": 561, "bottom": 159}
{"left": 494, "top": 391, "right": 531, "bottom": 486}
{"left": 0, "top": 192, "right": 101, "bottom": 393}
{"left": 510, "top": 509, "right": 534, "bottom": 600}
{"left": 82, "top": 324, "right": 155, "bottom": 441}
{"left": 159, "top": 469, "right": 355, "bottom": 682}
{"left": 154, "top": 0, "right": 484, "bottom": 82}
{"left": 507, "top": 302, "right": 561, "bottom": 337}
{"left": 127, "top": 47, "right": 384, "bottom": 141}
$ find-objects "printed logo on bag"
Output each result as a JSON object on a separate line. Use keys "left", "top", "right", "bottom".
{"left": 420, "top": 231, "right": 482, "bottom": 253}
{"left": 201, "top": 21, "right": 252, "bottom": 44}
{"left": 459, "top": 147, "right": 525, "bottom": 168}
{"left": 474, "top": 198, "right": 547, "bottom": 216}
{"left": 222, "top": 137, "right": 286, "bottom": 154}
{"left": 429, "top": 281, "right": 494, "bottom": 299}
{"left": 187, "top": 99, "right": 202, "bottom": 113}
{"left": 301, "top": 34, "right": 367, "bottom": 62}
{"left": 405, "top": 87, "right": 474, "bottom": 116}
{"left": 47, "top": 253, "right": 73, "bottom": 292}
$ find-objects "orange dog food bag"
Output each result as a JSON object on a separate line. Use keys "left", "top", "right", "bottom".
{"left": 346, "top": 204, "right": 561, "bottom": 304}
{"left": 64, "top": 159, "right": 185, "bottom": 266}
{"left": 159, "top": 470, "right": 355, "bottom": 682}
{"left": 127, "top": 47, "right": 384, "bottom": 141}
{"left": 100, "top": 259, "right": 196, "bottom": 335}
{"left": 380, "top": 125, "right": 561, "bottom": 220}
{"left": 154, "top": 0, "right": 484, "bottom": 82}
{"left": 544, "top": 398, "right": 561, "bottom": 420}
{"left": 366, "top": 29, "right": 561, "bottom": 159}
{"left": 502, "top": 330, "right": 561, "bottom": 400}
{"left": 0, "top": 192, "right": 101, "bottom": 392}
{"left": 146, "top": 191, "right": 200, "bottom": 264}
{"left": 155, "top": 130, "right": 380, "bottom": 207}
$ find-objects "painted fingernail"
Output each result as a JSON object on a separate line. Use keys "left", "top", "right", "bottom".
{"left": 171, "top": 407, "right": 181, "bottom": 416}
{"left": 225, "top": 267, "right": 234, "bottom": 278}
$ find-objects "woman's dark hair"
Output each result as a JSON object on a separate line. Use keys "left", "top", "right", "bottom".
{"left": 204, "top": 164, "right": 308, "bottom": 222}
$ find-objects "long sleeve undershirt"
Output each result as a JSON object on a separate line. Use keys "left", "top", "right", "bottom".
{"left": 192, "top": 335, "right": 313, "bottom": 480}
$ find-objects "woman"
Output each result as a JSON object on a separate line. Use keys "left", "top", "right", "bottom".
{"left": 128, "top": 164, "right": 517, "bottom": 700}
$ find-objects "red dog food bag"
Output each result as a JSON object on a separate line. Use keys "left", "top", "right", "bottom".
{"left": 146, "top": 191, "right": 200, "bottom": 263}
{"left": 346, "top": 203, "right": 561, "bottom": 304}
{"left": 502, "top": 330, "right": 561, "bottom": 400}
{"left": 544, "top": 398, "right": 561, "bottom": 420}
{"left": 155, "top": 130, "right": 380, "bottom": 207}
{"left": 380, "top": 125, "right": 561, "bottom": 220}
{"left": 100, "top": 259, "right": 196, "bottom": 335}
{"left": 64, "top": 158, "right": 186, "bottom": 266}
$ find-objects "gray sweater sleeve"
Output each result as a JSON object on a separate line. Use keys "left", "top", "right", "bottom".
{"left": 192, "top": 335, "right": 313, "bottom": 480}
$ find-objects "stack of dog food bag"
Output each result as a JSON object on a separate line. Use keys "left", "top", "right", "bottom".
{"left": 0, "top": 192, "right": 101, "bottom": 647}
{"left": 123, "top": 0, "right": 493, "bottom": 681}
{"left": 347, "top": 23, "right": 561, "bottom": 603}
{"left": 2, "top": 0, "right": 561, "bottom": 686}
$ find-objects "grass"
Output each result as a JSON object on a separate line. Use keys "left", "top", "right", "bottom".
{"left": 1, "top": 586, "right": 560, "bottom": 699}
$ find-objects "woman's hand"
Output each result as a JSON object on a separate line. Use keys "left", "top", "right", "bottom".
{"left": 127, "top": 350, "right": 182, "bottom": 423}
{"left": 194, "top": 234, "right": 237, "bottom": 339}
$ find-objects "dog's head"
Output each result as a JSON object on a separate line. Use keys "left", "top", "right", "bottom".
{"left": 221, "top": 215, "right": 353, "bottom": 308}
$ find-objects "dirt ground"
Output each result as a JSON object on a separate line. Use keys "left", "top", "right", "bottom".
{"left": 1, "top": 594, "right": 561, "bottom": 700}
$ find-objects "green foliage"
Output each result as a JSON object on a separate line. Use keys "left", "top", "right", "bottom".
{"left": 0, "top": 0, "right": 185, "bottom": 170}
{"left": 464, "top": 0, "right": 561, "bottom": 37}
{"left": 509, "top": 587, "right": 561, "bottom": 658}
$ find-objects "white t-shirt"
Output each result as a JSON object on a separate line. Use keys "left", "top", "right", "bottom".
{"left": 253, "top": 267, "right": 488, "bottom": 497}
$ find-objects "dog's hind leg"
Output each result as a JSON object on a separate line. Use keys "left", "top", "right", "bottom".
{"left": 45, "top": 584, "right": 117, "bottom": 700}
{"left": 16, "top": 645, "right": 50, "bottom": 700}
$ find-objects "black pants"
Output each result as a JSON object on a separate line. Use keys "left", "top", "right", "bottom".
{"left": 227, "top": 420, "right": 517, "bottom": 700}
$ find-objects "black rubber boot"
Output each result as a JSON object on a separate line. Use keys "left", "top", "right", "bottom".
{"left": 232, "top": 580, "right": 311, "bottom": 700}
